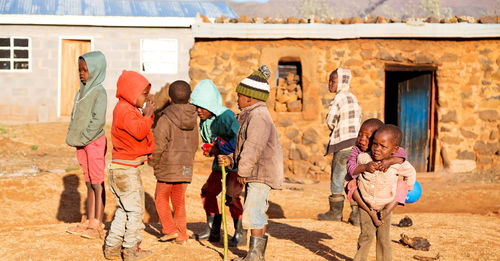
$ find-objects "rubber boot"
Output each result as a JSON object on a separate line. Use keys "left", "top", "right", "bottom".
{"left": 208, "top": 214, "right": 222, "bottom": 242}
{"left": 317, "top": 194, "right": 344, "bottom": 221}
{"left": 348, "top": 202, "right": 360, "bottom": 226}
{"left": 233, "top": 235, "right": 267, "bottom": 261}
{"left": 122, "top": 244, "right": 152, "bottom": 261}
{"left": 193, "top": 214, "right": 215, "bottom": 240}
{"left": 229, "top": 219, "right": 247, "bottom": 247}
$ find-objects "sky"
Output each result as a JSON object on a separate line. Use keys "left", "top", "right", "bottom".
{"left": 231, "top": 0, "right": 269, "bottom": 2}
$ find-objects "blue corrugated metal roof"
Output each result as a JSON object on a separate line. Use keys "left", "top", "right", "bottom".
{"left": 0, "top": 0, "right": 237, "bottom": 18}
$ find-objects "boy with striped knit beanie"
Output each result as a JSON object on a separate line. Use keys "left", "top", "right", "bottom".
{"left": 218, "top": 65, "right": 284, "bottom": 261}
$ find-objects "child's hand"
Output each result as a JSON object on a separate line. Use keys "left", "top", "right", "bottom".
{"left": 143, "top": 99, "right": 156, "bottom": 117}
{"left": 378, "top": 159, "right": 392, "bottom": 172}
{"left": 237, "top": 176, "right": 246, "bottom": 185}
{"left": 209, "top": 145, "right": 220, "bottom": 157}
{"left": 217, "top": 155, "right": 230, "bottom": 166}
{"left": 366, "top": 162, "right": 379, "bottom": 173}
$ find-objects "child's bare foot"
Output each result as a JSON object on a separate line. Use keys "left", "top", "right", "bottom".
{"left": 368, "top": 210, "right": 383, "bottom": 227}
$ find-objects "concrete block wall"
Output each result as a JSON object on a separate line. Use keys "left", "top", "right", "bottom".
{"left": 0, "top": 25, "right": 193, "bottom": 123}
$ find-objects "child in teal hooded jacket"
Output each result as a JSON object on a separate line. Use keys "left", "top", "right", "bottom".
{"left": 190, "top": 79, "right": 246, "bottom": 246}
{"left": 65, "top": 51, "right": 107, "bottom": 239}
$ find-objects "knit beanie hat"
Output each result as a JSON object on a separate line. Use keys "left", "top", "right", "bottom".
{"left": 236, "top": 65, "right": 271, "bottom": 101}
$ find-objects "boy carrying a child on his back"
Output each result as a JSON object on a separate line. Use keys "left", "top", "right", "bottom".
{"left": 352, "top": 124, "right": 416, "bottom": 261}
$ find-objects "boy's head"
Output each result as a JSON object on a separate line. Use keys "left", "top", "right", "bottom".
{"left": 116, "top": 70, "right": 151, "bottom": 108}
{"left": 169, "top": 80, "right": 191, "bottom": 104}
{"left": 237, "top": 93, "right": 259, "bottom": 110}
{"left": 78, "top": 58, "right": 88, "bottom": 84}
{"left": 235, "top": 65, "right": 271, "bottom": 106}
{"left": 136, "top": 84, "right": 151, "bottom": 109}
{"left": 357, "top": 118, "right": 384, "bottom": 152}
{"left": 78, "top": 51, "right": 106, "bottom": 88}
{"left": 328, "top": 70, "right": 338, "bottom": 93}
{"left": 329, "top": 68, "right": 351, "bottom": 93}
{"left": 196, "top": 107, "right": 213, "bottom": 120}
{"left": 372, "top": 124, "right": 402, "bottom": 161}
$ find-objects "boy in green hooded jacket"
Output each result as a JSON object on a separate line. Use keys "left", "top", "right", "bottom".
{"left": 65, "top": 51, "right": 107, "bottom": 239}
{"left": 190, "top": 79, "right": 246, "bottom": 246}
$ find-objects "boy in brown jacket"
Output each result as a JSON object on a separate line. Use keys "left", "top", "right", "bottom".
{"left": 149, "top": 80, "right": 199, "bottom": 245}
{"left": 219, "top": 65, "right": 283, "bottom": 261}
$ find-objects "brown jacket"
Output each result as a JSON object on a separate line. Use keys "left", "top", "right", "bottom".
{"left": 149, "top": 104, "right": 199, "bottom": 183}
{"left": 229, "top": 102, "right": 283, "bottom": 189}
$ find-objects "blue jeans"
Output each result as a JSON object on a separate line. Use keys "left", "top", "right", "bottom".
{"left": 105, "top": 168, "right": 145, "bottom": 248}
{"left": 330, "top": 149, "right": 351, "bottom": 195}
{"left": 242, "top": 182, "right": 271, "bottom": 230}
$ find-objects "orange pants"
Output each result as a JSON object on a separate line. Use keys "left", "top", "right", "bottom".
{"left": 155, "top": 182, "right": 188, "bottom": 240}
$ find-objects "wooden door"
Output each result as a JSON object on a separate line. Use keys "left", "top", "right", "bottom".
{"left": 60, "top": 39, "right": 91, "bottom": 116}
{"left": 398, "top": 73, "right": 432, "bottom": 172}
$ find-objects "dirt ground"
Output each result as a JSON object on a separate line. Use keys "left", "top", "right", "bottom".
{"left": 0, "top": 122, "right": 499, "bottom": 261}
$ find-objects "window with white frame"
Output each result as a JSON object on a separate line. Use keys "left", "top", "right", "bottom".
{"left": 0, "top": 37, "right": 31, "bottom": 71}
{"left": 141, "top": 39, "right": 178, "bottom": 74}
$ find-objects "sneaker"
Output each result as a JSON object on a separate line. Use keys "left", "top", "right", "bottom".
{"left": 66, "top": 216, "right": 88, "bottom": 235}
{"left": 123, "top": 245, "right": 153, "bottom": 261}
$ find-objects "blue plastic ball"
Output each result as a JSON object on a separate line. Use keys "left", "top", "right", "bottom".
{"left": 405, "top": 180, "right": 422, "bottom": 203}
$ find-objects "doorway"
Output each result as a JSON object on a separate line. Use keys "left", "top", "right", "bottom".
{"left": 385, "top": 65, "right": 437, "bottom": 172}
{"left": 59, "top": 39, "right": 92, "bottom": 116}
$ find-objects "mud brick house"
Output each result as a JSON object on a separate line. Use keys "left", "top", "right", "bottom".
{"left": 0, "top": 0, "right": 236, "bottom": 122}
{"left": 189, "top": 20, "right": 500, "bottom": 174}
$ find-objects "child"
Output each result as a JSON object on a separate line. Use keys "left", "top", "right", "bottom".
{"left": 353, "top": 124, "right": 416, "bottom": 261}
{"left": 218, "top": 65, "right": 283, "bottom": 260}
{"left": 318, "top": 68, "right": 362, "bottom": 222}
{"left": 65, "top": 51, "right": 107, "bottom": 239}
{"left": 345, "top": 119, "right": 408, "bottom": 226}
{"left": 148, "top": 80, "right": 199, "bottom": 245}
{"left": 190, "top": 79, "right": 246, "bottom": 246}
{"left": 103, "top": 70, "right": 156, "bottom": 261}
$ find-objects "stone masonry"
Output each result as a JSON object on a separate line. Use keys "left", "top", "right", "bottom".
{"left": 189, "top": 38, "right": 500, "bottom": 175}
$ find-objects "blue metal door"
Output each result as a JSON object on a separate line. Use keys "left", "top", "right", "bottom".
{"left": 398, "top": 74, "right": 431, "bottom": 172}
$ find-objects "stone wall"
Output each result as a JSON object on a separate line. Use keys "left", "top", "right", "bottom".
{"left": 0, "top": 25, "right": 193, "bottom": 123}
{"left": 189, "top": 38, "right": 500, "bottom": 176}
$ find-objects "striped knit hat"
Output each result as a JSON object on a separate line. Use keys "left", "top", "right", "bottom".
{"left": 236, "top": 65, "right": 271, "bottom": 101}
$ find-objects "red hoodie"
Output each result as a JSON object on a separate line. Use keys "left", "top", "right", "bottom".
{"left": 111, "top": 70, "right": 155, "bottom": 166}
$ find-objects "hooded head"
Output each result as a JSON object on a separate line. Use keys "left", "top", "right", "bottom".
{"left": 236, "top": 65, "right": 271, "bottom": 101}
{"left": 329, "top": 67, "right": 352, "bottom": 93}
{"left": 79, "top": 51, "right": 106, "bottom": 96}
{"left": 190, "top": 79, "right": 227, "bottom": 117}
{"left": 116, "top": 70, "right": 151, "bottom": 107}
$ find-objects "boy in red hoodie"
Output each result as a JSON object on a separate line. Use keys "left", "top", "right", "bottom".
{"left": 104, "top": 70, "right": 155, "bottom": 261}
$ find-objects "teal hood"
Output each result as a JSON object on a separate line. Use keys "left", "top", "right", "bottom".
{"left": 80, "top": 51, "right": 106, "bottom": 97}
{"left": 190, "top": 79, "right": 228, "bottom": 117}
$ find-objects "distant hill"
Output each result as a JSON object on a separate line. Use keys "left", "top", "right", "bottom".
{"left": 226, "top": 0, "right": 498, "bottom": 19}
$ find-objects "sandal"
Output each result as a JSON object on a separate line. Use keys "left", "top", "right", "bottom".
{"left": 66, "top": 216, "right": 88, "bottom": 235}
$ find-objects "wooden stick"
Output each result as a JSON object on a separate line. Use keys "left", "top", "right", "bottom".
{"left": 221, "top": 164, "right": 228, "bottom": 260}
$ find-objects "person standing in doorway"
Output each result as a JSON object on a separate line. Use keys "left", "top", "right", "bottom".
{"left": 318, "top": 68, "right": 362, "bottom": 223}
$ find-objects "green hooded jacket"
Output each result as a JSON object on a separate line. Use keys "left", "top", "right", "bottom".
{"left": 190, "top": 79, "right": 239, "bottom": 171}
{"left": 66, "top": 51, "right": 107, "bottom": 147}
